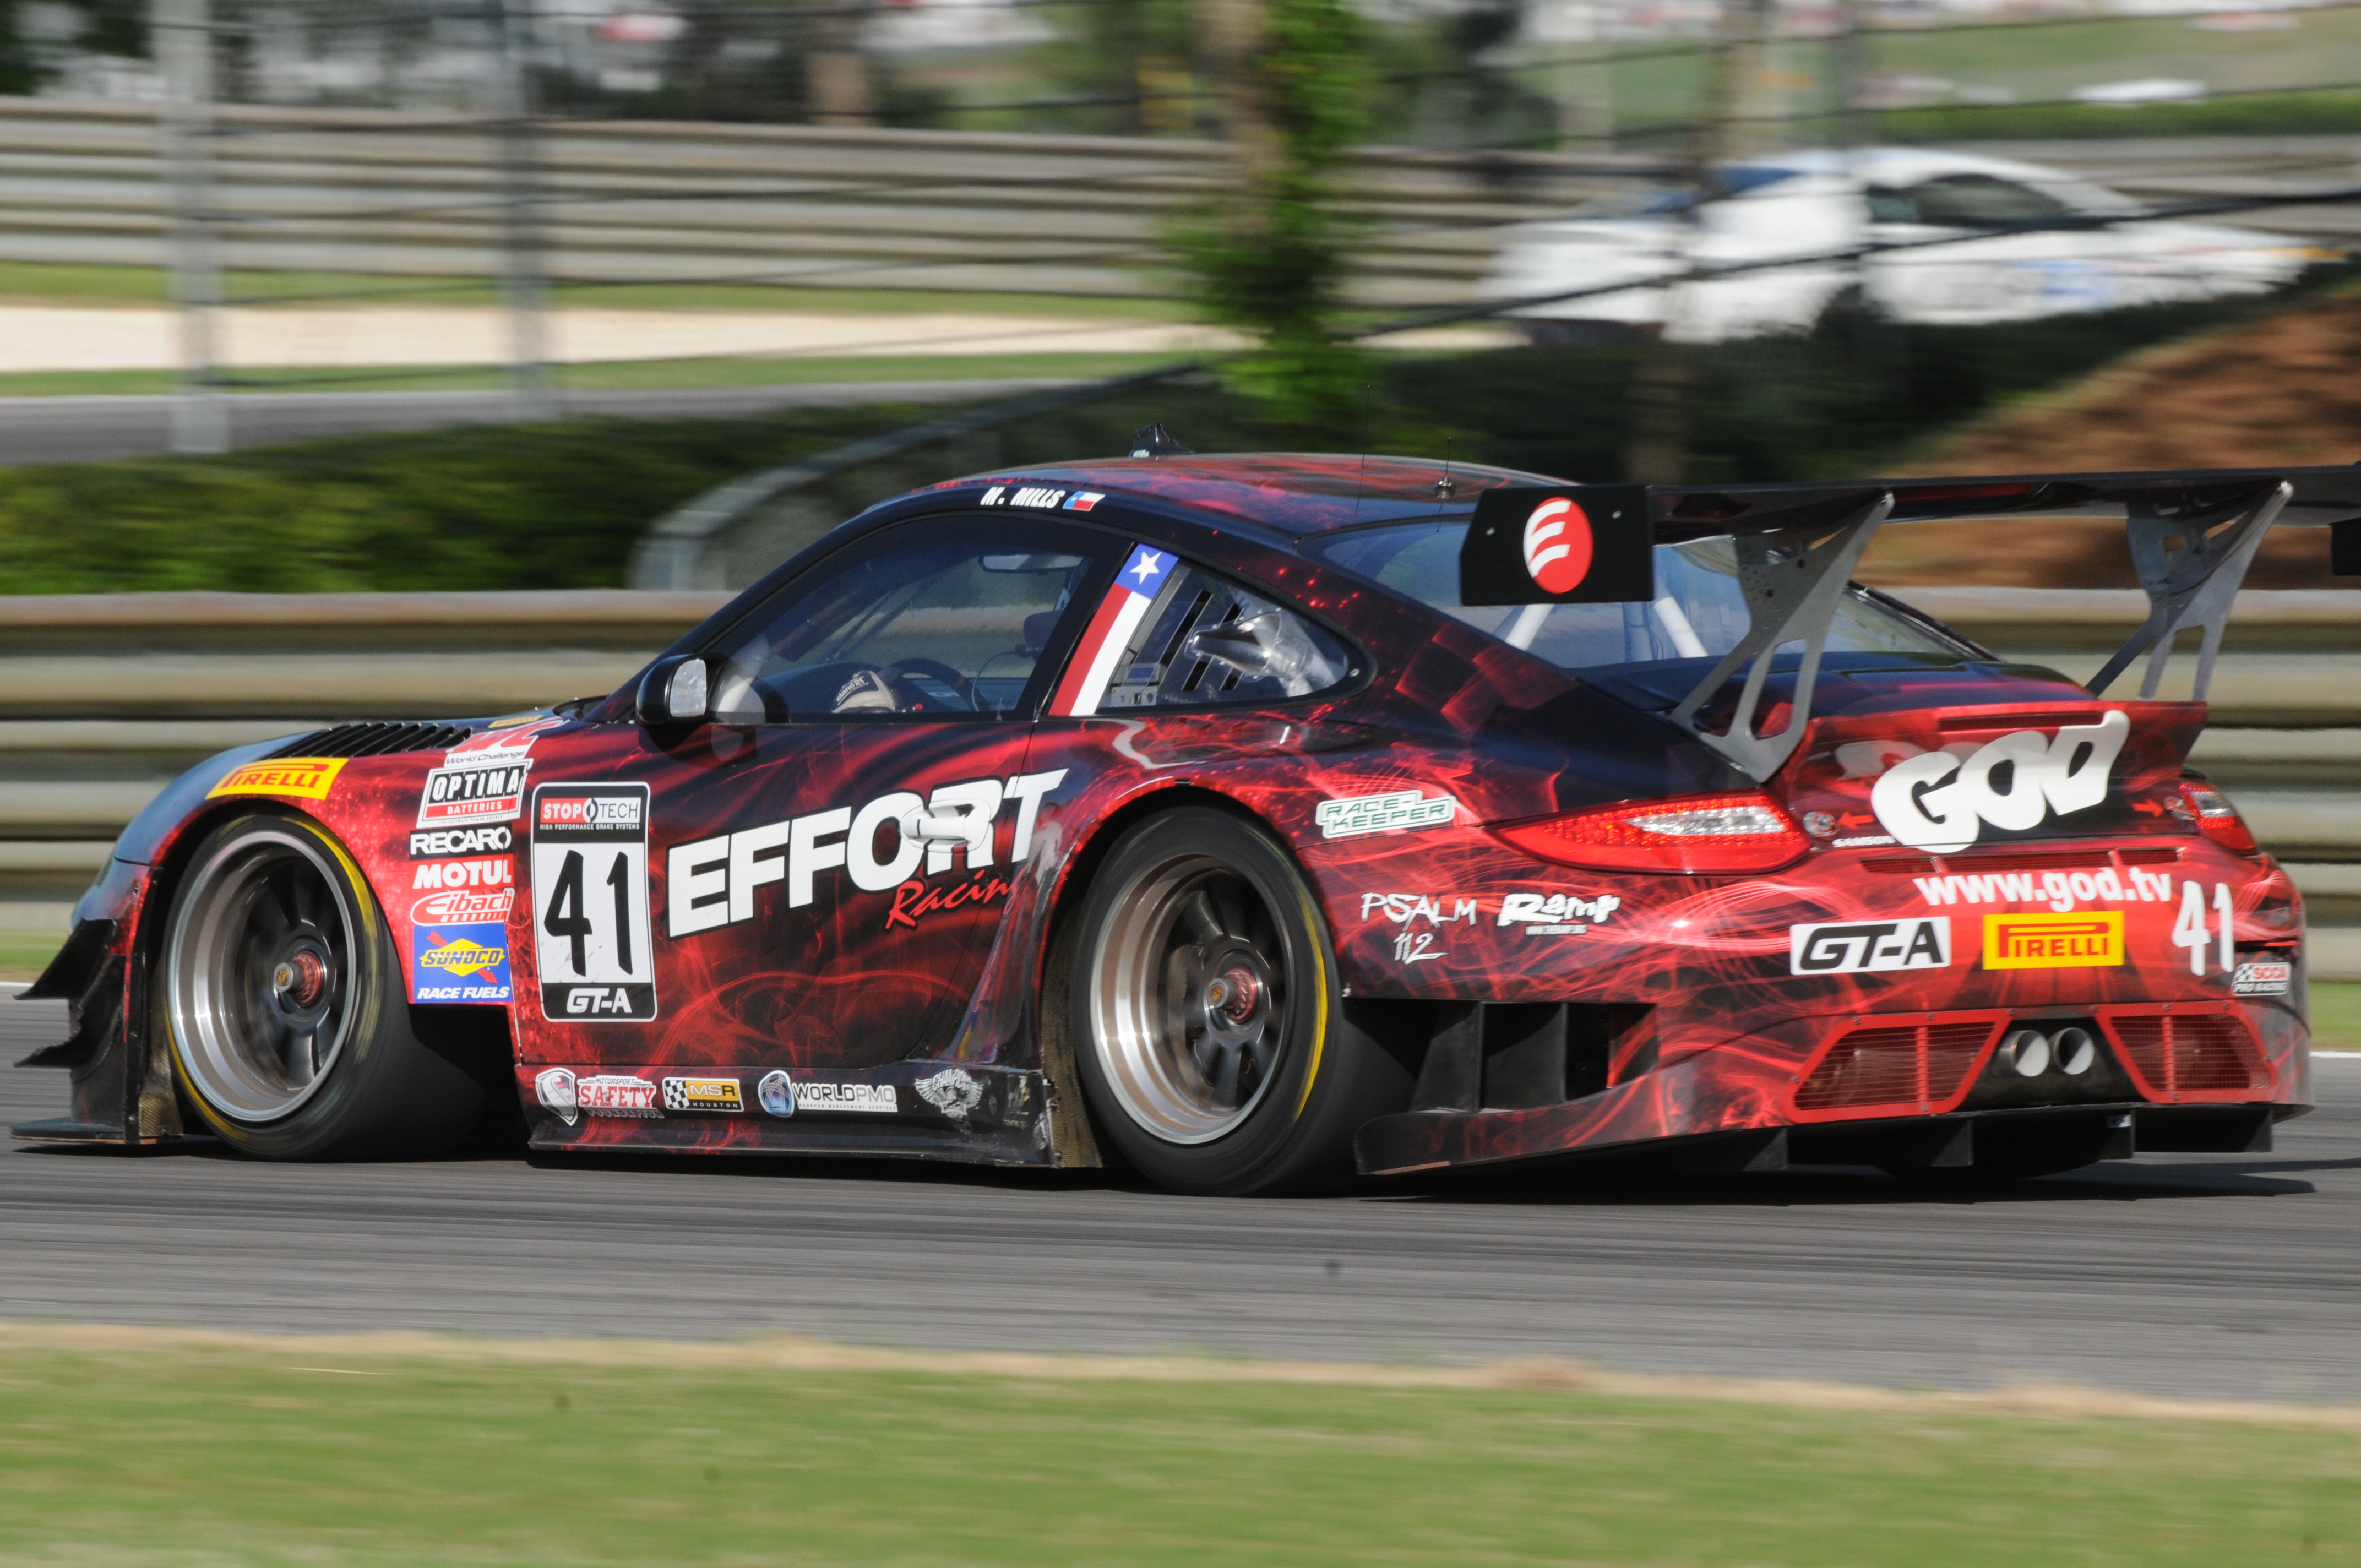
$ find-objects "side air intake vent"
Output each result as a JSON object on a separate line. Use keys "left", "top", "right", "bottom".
{"left": 267, "top": 722, "right": 475, "bottom": 760}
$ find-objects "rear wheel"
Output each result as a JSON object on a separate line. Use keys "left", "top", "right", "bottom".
{"left": 1065, "top": 807, "right": 1409, "bottom": 1195}
{"left": 164, "top": 810, "right": 489, "bottom": 1159}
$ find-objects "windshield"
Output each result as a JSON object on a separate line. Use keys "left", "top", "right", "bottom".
{"left": 1304, "top": 522, "right": 1972, "bottom": 675}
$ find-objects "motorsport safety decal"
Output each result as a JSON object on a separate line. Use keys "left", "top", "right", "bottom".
{"left": 1459, "top": 484, "right": 1654, "bottom": 606}
{"left": 208, "top": 757, "right": 346, "bottom": 801}
{"left": 409, "top": 922, "right": 513, "bottom": 1003}
{"left": 534, "top": 1069, "right": 661, "bottom": 1121}
{"left": 531, "top": 782, "right": 657, "bottom": 1022}
{"left": 417, "top": 717, "right": 564, "bottom": 831}
{"left": 1871, "top": 711, "right": 2128, "bottom": 853}
{"left": 1049, "top": 543, "right": 1173, "bottom": 718}
{"left": 667, "top": 771, "right": 1066, "bottom": 938}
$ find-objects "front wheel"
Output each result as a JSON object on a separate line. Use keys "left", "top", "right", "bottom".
{"left": 163, "top": 809, "right": 490, "bottom": 1159}
{"left": 1065, "top": 806, "right": 1410, "bottom": 1195}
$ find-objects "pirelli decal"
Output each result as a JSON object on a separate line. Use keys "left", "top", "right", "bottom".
{"left": 208, "top": 758, "right": 347, "bottom": 801}
{"left": 1983, "top": 911, "right": 2125, "bottom": 970}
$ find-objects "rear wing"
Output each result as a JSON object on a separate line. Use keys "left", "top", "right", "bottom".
{"left": 1459, "top": 466, "right": 2361, "bottom": 780}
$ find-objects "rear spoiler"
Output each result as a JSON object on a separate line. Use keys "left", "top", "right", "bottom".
{"left": 1460, "top": 465, "right": 2361, "bottom": 780}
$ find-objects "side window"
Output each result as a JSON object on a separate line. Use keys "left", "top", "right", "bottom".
{"left": 709, "top": 531, "right": 1095, "bottom": 723}
{"left": 1092, "top": 560, "right": 1353, "bottom": 711}
{"left": 1907, "top": 174, "right": 2070, "bottom": 230}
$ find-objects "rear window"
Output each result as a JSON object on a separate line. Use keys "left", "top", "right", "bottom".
{"left": 1304, "top": 522, "right": 1972, "bottom": 676}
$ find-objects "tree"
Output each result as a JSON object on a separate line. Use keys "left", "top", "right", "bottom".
{"left": 1178, "top": 0, "right": 1371, "bottom": 431}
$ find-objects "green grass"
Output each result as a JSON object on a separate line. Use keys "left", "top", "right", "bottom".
{"left": 0, "top": 259, "right": 1190, "bottom": 319}
{"left": 1, "top": 1331, "right": 2358, "bottom": 1566}
{"left": 0, "top": 351, "right": 1182, "bottom": 400}
{"left": 2313, "top": 980, "right": 2361, "bottom": 1053}
{"left": 0, "top": 929, "right": 62, "bottom": 983}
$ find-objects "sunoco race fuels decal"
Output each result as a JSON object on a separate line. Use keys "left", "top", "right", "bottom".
{"left": 409, "top": 922, "right": 513, "bottom": 1004}
{"left": 531, "top": 782, "right": 657, "bottom": 1022}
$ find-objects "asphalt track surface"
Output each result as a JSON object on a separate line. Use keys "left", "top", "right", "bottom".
{"left": 0, "top": 382, "right": 1077, "bottom": 466}
{"left": 3, "top": 985, "right": 2356, "bottom": 1402}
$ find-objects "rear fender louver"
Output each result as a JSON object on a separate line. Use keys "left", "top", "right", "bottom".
{"left": 2095, "top": 1005, "right": 2270, "bottom": 1102}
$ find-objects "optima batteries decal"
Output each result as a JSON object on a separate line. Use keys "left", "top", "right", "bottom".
{"left": 410, "top": 923, "right": 513, "bottom": 1003}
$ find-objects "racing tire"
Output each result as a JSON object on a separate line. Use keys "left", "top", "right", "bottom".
{"left": 161, "top": 809, "right": 490, "bottom": 1160}
{"left": 1065, "top": 806, "right": 1408, "bottom": 1196}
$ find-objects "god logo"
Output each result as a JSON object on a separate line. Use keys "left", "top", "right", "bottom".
{"left": 1870, "top": 710, "right": 2128, "bottom": 854}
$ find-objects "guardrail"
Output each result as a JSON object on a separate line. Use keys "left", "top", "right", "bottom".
{"left": 2, "top": 98, "right": 2355, "bottom": 310}
{"left": 0, "top": 585, "right": 2350, "bottom": 975}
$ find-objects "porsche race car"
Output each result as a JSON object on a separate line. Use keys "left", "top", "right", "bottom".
{"left": 16, "top": 447, "right": 2354, "bottom": 1194}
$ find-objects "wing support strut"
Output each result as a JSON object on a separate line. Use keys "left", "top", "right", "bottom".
{"left": 1668, "top": 490, "right": 1894, "bottom": 782}
{"left": 2086, "top": 480, "right": 2292, "bottom": 704}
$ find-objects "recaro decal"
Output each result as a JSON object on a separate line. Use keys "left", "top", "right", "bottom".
{"left": 667, "top": 770, "right": 1065, "bottom": 938}
{"left": 1869, "top": 710, "right": 2128, "bottom": 853}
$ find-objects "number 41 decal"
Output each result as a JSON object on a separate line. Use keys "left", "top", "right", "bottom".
{"left": 531, "top": 782, "right": 658, "bottom": 1022}
{"left": 2172, "top": 880, "right": 2235, "bottom": 977}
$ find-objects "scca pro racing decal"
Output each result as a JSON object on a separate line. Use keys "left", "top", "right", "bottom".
{"left": 410, "top": 923, "right": 513, "bottom": 1003}
{"left": 531, "top": 782, "right": 657, "bottom": 1022}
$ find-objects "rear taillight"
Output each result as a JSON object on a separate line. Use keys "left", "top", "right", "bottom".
{"left": 1493, "top": 791, "right": 1809, "bottom": 874}
{"left": 2179, "top": 781, "right": 2259, "bottom": 853}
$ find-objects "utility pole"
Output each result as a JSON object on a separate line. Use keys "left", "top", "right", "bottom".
{"left": 1621, "top": 0, "right": 1775, "bottom": 484}
{"left": 490, "top": 0, "right": 555, "bottom": 422}
{"left": 157, "top": 0, "right": 227, "bottom": 455}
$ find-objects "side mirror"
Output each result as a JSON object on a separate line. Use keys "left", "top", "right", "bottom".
{"left": 635, "top": 655, "right": 711, "bottom": 727}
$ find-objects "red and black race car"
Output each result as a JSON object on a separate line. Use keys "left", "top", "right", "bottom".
{"left": 17, "top": 444, "right": 2356, "bottom": 1193}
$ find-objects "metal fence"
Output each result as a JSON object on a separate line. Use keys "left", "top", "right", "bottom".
{"left": 0, "top": 586, "right": 2350, "bottom": 977}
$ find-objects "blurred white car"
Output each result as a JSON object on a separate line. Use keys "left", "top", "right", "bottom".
{"left": 1486, "top": 147, "right": 2322, "bottom": 343}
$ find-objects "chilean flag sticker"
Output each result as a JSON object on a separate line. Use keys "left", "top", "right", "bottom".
{"left": 1051, "top": 544, "right": 1173, "bottom": 716}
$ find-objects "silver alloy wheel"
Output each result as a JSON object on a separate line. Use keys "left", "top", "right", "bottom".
{"left": 166, "top": 824, "right": 358, "bottom": 1123}
{"left": 1086, "top": 853, "right": 1290, "bottom": 1144}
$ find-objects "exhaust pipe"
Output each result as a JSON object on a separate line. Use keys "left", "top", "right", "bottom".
{"left": 1998, "top": 1028, "right": 2051, "bottom": 1077}
{"left": 2053, "top": 1026, "right": 2098, "bottom": 1076}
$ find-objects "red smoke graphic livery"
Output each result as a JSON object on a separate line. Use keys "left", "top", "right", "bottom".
{"left": 31, "top": 454, "right": 2313, "bottom": 1179}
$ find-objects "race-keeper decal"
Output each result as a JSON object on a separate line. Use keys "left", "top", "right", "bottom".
{"left": 531, "top": 782, "right": 657, "bottom": 1022}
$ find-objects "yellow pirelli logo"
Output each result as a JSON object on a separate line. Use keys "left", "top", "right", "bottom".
{"left": 1983, "top": 910, "right": 2125, "bottom": 970}
{"left": 206, "top": 757, "right": 347, "bottom": 801}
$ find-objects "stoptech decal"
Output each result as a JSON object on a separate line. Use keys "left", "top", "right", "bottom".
{"left": 1983, "top": 911, "right": 2125, "bottom": 970}
{"left": 532, "top": 782, "right": 657, "bottom": 1022}
{"left": 208, "top": 758, "right": 346, "bottom": 801}
{"left": 1789, "top": 918, "right": 1951, "bottom": 976}
{"left": 1871, "top": 711, "right": 2129, "bottom": 853}
{"left": 667, "top": 771, "right": 1065, "bottom": 938}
